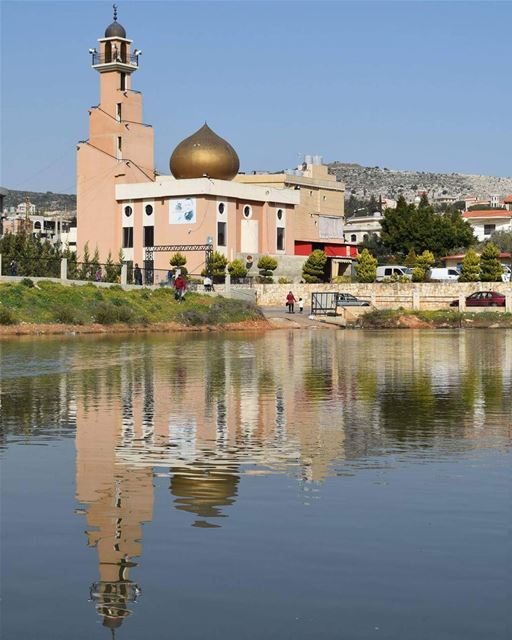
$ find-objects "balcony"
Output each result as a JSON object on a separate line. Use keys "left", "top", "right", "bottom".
{"left": 92, "top": 52, "right": 139, "bottom": 68}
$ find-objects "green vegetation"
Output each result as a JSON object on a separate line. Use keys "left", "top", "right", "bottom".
{"left": 0, "top": 281, "right": 263, "bottom": 327}
{"left": 366, "top": 195, "right": 475, "bottom": 259}
{"left": 358, "top": 308, "right": 512, "bottom": 329}
{"left": 355, "top": 248, "right": 377, "bottom": 282}
{"left": 206, "top": 251, "right": 228, "bottom": 282}
{"left": 227, "top": 259, "right": 248, "bottom": 279}
{"left": 169, "top": 251, "right": 188, "bottom": 277}
{"left": 412, "top": 250, "right": 435, "bottom": 282}
{"left": 480, "top": 242, "right": 503, "bottom": 282}
{"left": 459, "top": 249, "right": 480, "bottom": 282}
{"left": 302, "top": 250, "right": 328, "bottom": 283}
{"left": 257, "top": 255, "right": 278, "bottom": 283}
{"left": 488, "top": 230, "right": 512, "bottom": 253}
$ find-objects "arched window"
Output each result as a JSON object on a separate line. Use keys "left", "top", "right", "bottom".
{"left": 105, "top": 41, "right": 112, "bottom": 63}
{"left": 350, "top": 234, "right": 357, "bottom": 242}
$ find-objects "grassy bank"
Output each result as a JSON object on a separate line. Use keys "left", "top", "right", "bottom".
{"left": 358, "top": 308, "right": 512, "bottom": 329}
{"left": 0, "top": 280, "right": 264, "bottom": 329}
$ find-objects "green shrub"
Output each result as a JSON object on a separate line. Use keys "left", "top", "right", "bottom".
{"left": 480, "top": 242, "right": 503, "bottom": 282}
{"left": 355, "top": 249, "right": 377, "bottom": 282}
{"left": 52, "top": 305, "right": 83, "bottom": 324}
{"left": 278, "top": 276, "right": 293, "bottom": 284}
{"left": 332, "top": 275, "right": 351, "bottom": 284}
{"left": 20, "top": 278, "right": 35, "bottom": 288}
{"left": 93, "top": 302, "right": 120, "bottom": 324}
{"left": 0, "top": 307, "right": 17, "bottom": 325}
{"left": 116, "top": 305, "right": 135, "bottom": 323}
{"left": 257, "top": 255, "right": 278, "bottom": 283}
{"left": 459, "top": 249, "right": 480, "bottom": 282}
{"left": 228, "top": 259, "right": 248, "bottom": 278}
{"left": 302, "top": 250, "right": 327, "bottom": 283}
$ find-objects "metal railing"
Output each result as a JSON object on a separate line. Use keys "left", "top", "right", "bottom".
{"left": 92, "top": 52, "right": 138, "bottom": 66}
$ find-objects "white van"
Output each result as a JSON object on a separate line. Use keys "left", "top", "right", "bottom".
{"left": 428, "top": 268, "right": 460, "bottom": 282}
{"left": 376, "top": 265, "right": 412, "bottom": 282}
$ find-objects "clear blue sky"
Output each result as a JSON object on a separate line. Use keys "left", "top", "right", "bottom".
{"left": 1, "top": 1, "right": 511, "bottom": 194}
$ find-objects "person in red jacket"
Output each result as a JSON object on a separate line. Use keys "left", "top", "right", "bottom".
{"left": 174, "top": 274, "right": 187, "bottom": 302}
{"left": 286, "top": 291, "right": 296, "bottom": 313}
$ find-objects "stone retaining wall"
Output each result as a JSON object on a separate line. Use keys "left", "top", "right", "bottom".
{"left": 254, "top": 282, "right": 512, "bottom": 310}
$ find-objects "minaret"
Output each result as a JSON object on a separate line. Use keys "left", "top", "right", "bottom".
{"left": 76, "top": 5, "right": 154, "bottom": 263}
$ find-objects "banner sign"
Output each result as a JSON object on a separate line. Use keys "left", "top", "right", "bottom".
{"left": 169, "top": 198, "right": 196, "bottom": 224}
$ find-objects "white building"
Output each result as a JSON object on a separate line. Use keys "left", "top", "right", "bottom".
{"left": 463, "top": 209, "right": 512, "bottom": 241}
{"left": 344, "top": 211, "right": 383, "bottom": 244}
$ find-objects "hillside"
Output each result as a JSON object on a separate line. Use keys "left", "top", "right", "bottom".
{"left": 328, "top": 163, "right": 512, "bottom": 202}
{"left": 3, "top": 189, "right": 76, "bottom": 212}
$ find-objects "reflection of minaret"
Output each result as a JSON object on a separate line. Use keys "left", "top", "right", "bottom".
{"left": 170, "top": 462, "right": 240, "bottom": 528}
{"left": 75, "top": 351, "right": 154, "bottom": 633}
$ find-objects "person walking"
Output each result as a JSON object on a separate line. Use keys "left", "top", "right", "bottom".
{"left": 286, "top": 291, "right": 296, "bottom": 313}
{"left": 203, "top": 275, "right": 213, "bottom": 292}
{"left": 298, "top": 297, "right": 304, "bottom": 313}
{"left": 167, "top": 269, "right": 174, "bottom": 287}
{"left": 95, "top": 266, "right": 102, "bottom": 282}
{"left": 10, "top": 259, "right": 17, "bottom": 276}
{"left": 174, "top": 273, "right": 187, "bottom": 302}
{"left": 133, "top": 263, "right": 143, "bottom": 286}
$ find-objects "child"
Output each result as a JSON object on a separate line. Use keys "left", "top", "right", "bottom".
{"left": 298, "top": 297, "right": 304, "bottom": 313}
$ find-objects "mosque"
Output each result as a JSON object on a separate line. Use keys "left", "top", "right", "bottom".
{"left": 77, "top": 7, "right": 354, "bottom": 280}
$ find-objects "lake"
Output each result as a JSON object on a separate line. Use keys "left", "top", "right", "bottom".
{"left": 1, "top": 330, "right": 511, "bottom": 639}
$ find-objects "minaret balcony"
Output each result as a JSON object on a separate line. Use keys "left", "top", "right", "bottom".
{"left": 92, "top": 51, "right": 139, "bottom": 72}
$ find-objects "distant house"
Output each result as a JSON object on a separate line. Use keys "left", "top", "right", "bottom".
{"left": 462, "top": 209, "right": 512, "bottom": 241}
{"left": 442, "top": 252, "right": 511, "bottom": 270}
{"left": 344, "top": 211, "right": 383, "bottom": 244}
{"left": 503, "top": 194, "right": 512, "bottom": 211}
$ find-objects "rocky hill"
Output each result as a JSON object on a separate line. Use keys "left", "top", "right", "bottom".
{"left": 3, "top": 189, "right": 76, "bottom": 212}
{"left": 328, "top": 163, "right": 512, "bottom": 202}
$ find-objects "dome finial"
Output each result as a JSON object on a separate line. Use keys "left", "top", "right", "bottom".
{"left": 113, "top": 4, "right": 118, "bottom": 21}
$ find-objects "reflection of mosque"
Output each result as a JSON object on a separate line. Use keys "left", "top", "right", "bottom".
{"left": 71, "top": 330, "right": 512, "bottom": 633}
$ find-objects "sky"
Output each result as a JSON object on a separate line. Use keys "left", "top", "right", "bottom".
{"left": 1, "top": 0, "right": 511, "bottom": 194}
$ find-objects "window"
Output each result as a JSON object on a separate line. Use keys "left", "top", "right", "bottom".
{"left": 218, "top": 202, "right": 225, "bottom": 214}
{"left": 123, "top": 227, "right": 133, "bottom": 248}
{"left": 145, "top": 204, "right": 153, "bottom": 216}
{"left": 124, "top": 205, "right": 132, "bottom": 217}
{"left": 116, "top": 103, "right": 122, "bottom": 122}
{"left": 319, "top": 215, "right": 343, "bottom": 239}
{"left": 276, "top": 208, "right": 283, "bottom": 221}
{"left": 217, "top": 221, "right": 226, "bottom": 246}
{"left": 120, "top": 72, "right": 126, "bottom": 91}
{"left": 484, "top": 224, "right": 496, "bottom": 235}
{"left": 243, "top": 205, "right": 252, "bottom": 218}
{"left": 117, "top": 136, "right": 122, "bottom": 160}
{"left": 277, "top": 227, "right": 285, "bottom": 251}
{"left": 143, "top": 226, "right": 154, "bottom": 247}
{"left": 350, "top": 234, "right": 357, "bottom": 242}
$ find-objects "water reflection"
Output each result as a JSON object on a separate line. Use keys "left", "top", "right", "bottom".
{"left": 1, "top": 330, "right": 511, "bottom": 634}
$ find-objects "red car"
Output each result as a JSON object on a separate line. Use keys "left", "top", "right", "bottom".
{"left": 450, "top": 291, "right": 506, "bottom": 307}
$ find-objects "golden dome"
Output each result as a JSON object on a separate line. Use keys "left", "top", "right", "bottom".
{"left": 170, "top": 123, "right": 240, "bottom": 180}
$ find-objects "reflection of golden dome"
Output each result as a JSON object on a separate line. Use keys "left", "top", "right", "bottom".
{"left": 170, "top": 123, "right": 240, "bottom": 180}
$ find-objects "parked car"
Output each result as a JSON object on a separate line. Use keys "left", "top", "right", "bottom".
{"left": 450, "top": 291, "right": 506, "bottom": 307}
{"left": 428, "top": 267, "right": 460, "bottom": 282}
{"left": 336, "top": 293, "right": 371, "bottom": 306}
{"left": 376, "top": 266, "right": 412, "bottom": 282}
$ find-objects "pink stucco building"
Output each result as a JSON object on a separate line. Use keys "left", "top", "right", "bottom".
{"left": 77, "top": 10, "right": 351, "bottom": 279}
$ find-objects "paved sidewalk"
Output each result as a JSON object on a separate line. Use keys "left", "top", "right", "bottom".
{"left": 260, "top": 306, "right": 342, "bottom": 328}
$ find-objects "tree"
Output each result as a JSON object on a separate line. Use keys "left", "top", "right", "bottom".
{"left": 104, "top": 251, "right": 118, "bottom": 282}
{"left": 379, "top": 196, "right": 475, "bottom": 258}
{"left": 302, "top": 250, "right": 327, "bottom": 283}
{"left": 480, "top": 242, "right": 503, "bottom": 282}
{"left": 489, "top": 230, "right": 512, "bottom": 254}
{"left": 459, "top": 249, "right": 480, "bottom": 282}
{"left": 405, "top": 249, "right": 417, "bottom": 268}
{"left": 412, "top": 250, "right": 435, "bottom": 282}
{"left": 78, "top": 242, "right": 92, "bottom": 280}
{"left": 227, "top": 259, "right": 247, "bottom": 279}
{"left": 208, "top": 251, "right": 228, "bottom": 282}
{"left": 257, "top": 255, "right": 278, "bottom": 283}
{"left": 355, "top": 249, "right": 377, "bottom": 282}
{"left": 91, "top": 247, "right": 101, "bottom": 280}
{"left": 169, "top": 251, "right": 188, "bottom": 277}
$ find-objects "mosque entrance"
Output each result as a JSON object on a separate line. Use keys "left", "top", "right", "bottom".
{"left": 143, "top": 243, "right": 214, "bottom": 284}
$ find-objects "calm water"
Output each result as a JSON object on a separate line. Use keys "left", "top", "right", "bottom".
{"left": 1, "top": 330, "right": 511, "bottom": 640}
